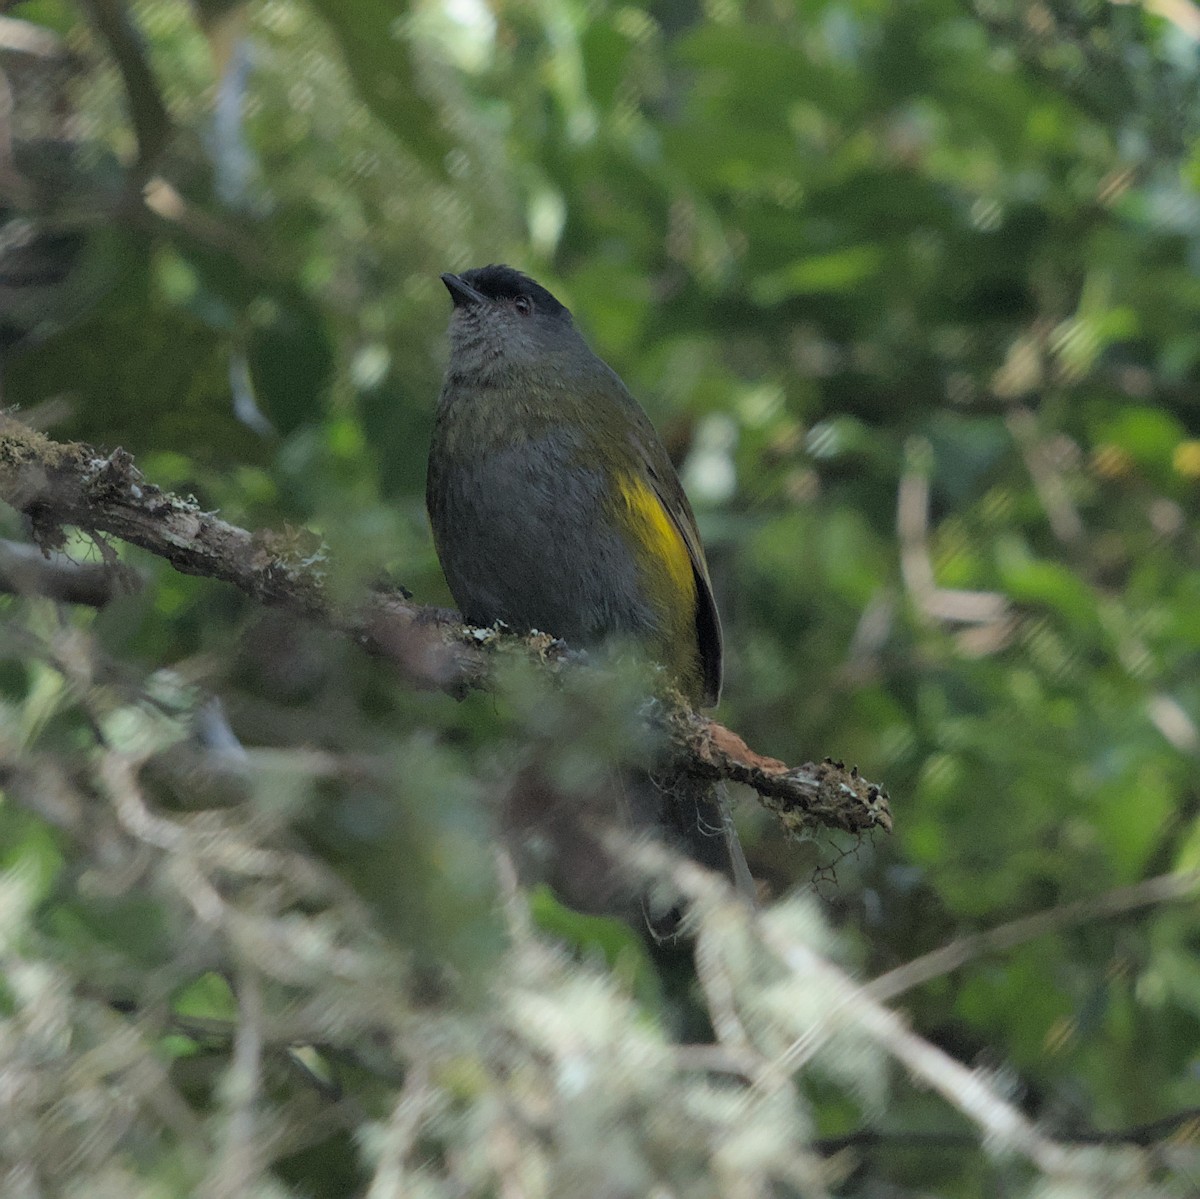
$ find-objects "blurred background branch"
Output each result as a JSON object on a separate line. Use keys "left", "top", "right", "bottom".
{"left": 0, "top": 534, "right": 138, "bottom": 603}
{"left": 77, "top": 0, "right": 170, "bottom": 184}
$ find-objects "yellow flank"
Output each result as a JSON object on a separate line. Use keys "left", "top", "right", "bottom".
{"left": 616, "top": 474, "right": 696, "bottom": 607}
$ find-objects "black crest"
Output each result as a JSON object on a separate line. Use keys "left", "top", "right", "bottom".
{"left": 459, "top": 264, "right": 571, "bottom": 319}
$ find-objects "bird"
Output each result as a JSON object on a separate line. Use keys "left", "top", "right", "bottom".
{"left": 426, "top": 264, "right": 754, "bottom": 930}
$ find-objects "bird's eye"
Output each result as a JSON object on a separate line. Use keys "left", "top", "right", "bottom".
{"left": 514, "top": 295, "right": 533, "bottom": 316}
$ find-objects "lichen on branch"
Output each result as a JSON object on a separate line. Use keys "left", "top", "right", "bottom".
{"left": 0, "top": 415, "right": 892, "bottom": 838}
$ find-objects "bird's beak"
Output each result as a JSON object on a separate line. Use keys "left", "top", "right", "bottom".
{"left": 441, "top": 273, "right": 486, "bottom": 309}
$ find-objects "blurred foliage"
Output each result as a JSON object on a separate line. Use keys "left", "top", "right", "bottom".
{"left": 2, "top": 0, "right": 1200, "bottom": 1194}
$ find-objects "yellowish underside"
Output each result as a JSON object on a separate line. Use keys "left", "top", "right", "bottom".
{"left": 615, "top": 474, "right": 698, "bottom": 696}
{"left": 617, "top": 474, "right": 694, "bottom": 596}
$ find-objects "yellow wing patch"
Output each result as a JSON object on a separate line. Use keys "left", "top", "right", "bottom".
{"left": 616, "top": 473, "right": 696, "bottom": 605}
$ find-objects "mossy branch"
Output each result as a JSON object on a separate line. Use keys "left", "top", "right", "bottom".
{"left": 0, "top": 414, "right": 891, "bottom": 837}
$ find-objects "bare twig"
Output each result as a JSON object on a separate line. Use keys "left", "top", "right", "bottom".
{"left": 0, "top": 14, "right": 73, "bottom": 59}
{"left": 0, "top": 536, "right": 139, "bottom": 604}
{"left": 870, "top": 868, "right": 1200, "bottom": 1002}
{"left": 365, "top": 1059, "right": 436, "bottom": 1198}
{"left": 1006, "top": 407, "right": 1084, "bottom": 546}
{"left": 816, "top": 1105, "right": 1200, "bottom": 1151}
{"left": 142, "top": 177, "right": 274, "bottom": 275}
{"left": 896, "top": 438, "right": 1011, "bottom": 633}
{"left": 201, "top": 965, "right": 265, "bottom": 1199}
{"left": 693, "top": 921, "right": 780, "bottom": 1094}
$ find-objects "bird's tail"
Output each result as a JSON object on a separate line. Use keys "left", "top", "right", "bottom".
{"left": 499, "top": 760, "right": 755, "bottom": 937}
{"left": 626, "top": 769, "right": 756, "bottom": 940}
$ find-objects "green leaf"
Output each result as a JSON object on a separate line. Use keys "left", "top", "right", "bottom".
{"left": 1093, "top": 406, "right": 1186, "bottom": 471}
{"left": 304, "top": 0, "right": 453, "bottom": 174}
{"left": 530, "top": 886, "right": 663, "bottom": 1012}
{"left": 996, "top": 538, "right": 1100, "bottom": 630}
{"left": 174, "top": 971, "right": 237, "bottom": 1022}
{"left": 247, "top": 289, "right": 336, "bottom": 435}
{"left": 751, "top": 245, "right": 884, "bottom": 303}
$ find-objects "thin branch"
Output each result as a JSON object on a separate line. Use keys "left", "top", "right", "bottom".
{"left": 870, "top": 868, "right": 1200, "bottom": 1002}
{"left": 763, "top": 927, "right": 1077, "bottom": 1174}
{"left": 1006, "top": 407, "right": 1084, "bottom": 546}
{"left": 1061, "top": 1106, "right": 1200, "bottom": 1148}
{"left": 643, "top": 848, "right": 1087, "bottom": 1179}
{"left": 0, "top": 414, "right": 487, "bottom": 685}
{"left": 365, "top": 1059, "right": 436, "bottom": 1198}
{"left": 671, "top": 1043, "right": 763, "bottom": 1079}
{"left": 0, "top": 536, "right": 140, "bottom": 604}
{"left": 896, "top": 437, "right": 1011, "bottom": 635}
{"left": 815, "top": 1104, "right": 1200, "bottom": 1152}
{"left": 200, "top": 964, "right": 266, "bottom": 1199}
{"left": 813, "top": 1127, "right": 981, "bottom": 1154}
{"left": 0, "top": 416, "right": 892, "bottom": 837}
{"left": 667, "top": 713, "right": 892, "bottom": 835}
{"left": 693, "top": 922, "right": 781, "bottom": 1094}
{"left": 141, "top": 177, "right": 275, "bottom": 275}
{"left": 0, "top": 14, "right": 73, "bottom": 58}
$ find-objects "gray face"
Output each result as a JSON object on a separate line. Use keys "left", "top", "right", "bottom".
{"left": 446, "top": 300, "right": 563, "bottom": 379}
{"left": 441, "top": 266, "right": 592, "bottom": 385}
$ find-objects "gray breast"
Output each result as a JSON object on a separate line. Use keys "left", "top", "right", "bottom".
{"left": 429, "top": 427, "right": 656, "bottom": 646}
